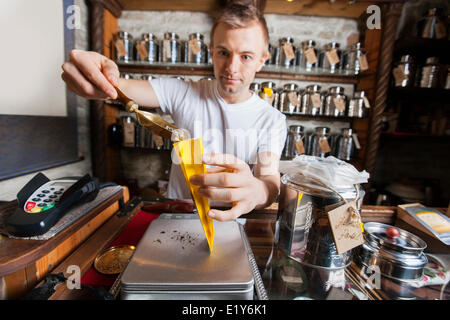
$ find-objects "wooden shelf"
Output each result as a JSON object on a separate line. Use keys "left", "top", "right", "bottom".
{"left": 394, "top": 36, "right": 450, "bottom": 62}
{"left": 117, "top": 0, "right": 377, "bottom": 19}
{"left": 381, "top": 131, "right": 449, "bottom": 139}
{"left": 118, "top": 61, "right": 363, "bottom": 84}
{"left": 390, "top": 87, "right": 450, "bottom": 102}
{"left": 282, "top": 113, "right": 359, "bottom": 122}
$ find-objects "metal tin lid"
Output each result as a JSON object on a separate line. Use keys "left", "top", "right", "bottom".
{"left": 353, "top": 91, "right": 366, "bottom": 98}
{"left": 325, "top": 42, "right": 340, "bottom": 50}
{"left": 141, "top": 33, "right": 157, "bottom": 41}
{"left": 425, "top": 57, "right": 439, "bottom": 64}
{"left": 329, "top": 86, "right": 345, "bottom": 95}
{"left": 249, "top": 82, "right": 261, "bottom": 92}
{"left": 261, "top": 81, "right": 276, "bottom": 88}
{"left": 306, "top": 84, "right": 321, "bottom": 92}
{"left": 280, "top": 37, "right": 294, "bottom": 44}
{"left": 283, "top": 83, "right": 299, "bottom": 91}
{"left": 189, "top": 33, "right": 204, "bottom": 40}
{"left": 315, "top": 126, "right": 330, "bottom": 135}
{"left": 164, "top": 32, "right": 179, "bottom": 40}
{"left": 399, "top": 55, "right": 413, "bottom": 63}
{"left": 289, "top": 125, "right": 304, "bottom": 133}
{"left": 117, "top": 31, "right": 133, "bottom": 39}
{"left": 341, "top": 128, "right": 353, "bottom": 136}
{"left": 350, "top": 42, "right": 362, "bottom": 50}
{"left": 301, "top": 40, "right": 316, "bottom": 48}
{"left": 363, "top": 222, "right": 427, "bottom": 253}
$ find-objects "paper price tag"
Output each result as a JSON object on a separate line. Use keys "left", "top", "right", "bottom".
{"left": 163, "top": 40, "right": 171, "bottom": 59}
{"left": 363, "top": 96, "right": 371, "bottom": 109}
{"left": 189, "top": 39, "right": 201, "bottom": 55}
{"left": 305, "top": 48, "right": 317, "bottom": 65}
{"left": 283, "top": 43, "right": 295, "bottom": 61}
{"left": 327, "top": 201, "right": 364, "bottom": 254}
{"left": 393, "top": 66, "right": 407, "bottom": 85}
{"left": 319, "top": 138, "right": 331, "bottom": 154}
{"left": 136, "top": 43, "right": 148, "bottom": 60}
{"left": 114, "top": 39, "right": 127, "bottom": 57}
{"left": 288, "top": 91, "right": 298, "bottom": 106}
{"left": 326, "top": 49, "right": 340, "bottom": 65}
{"left": 311, "top": 94, "right": 321, "bottom": 109}
{"left": 333, "top": 97, "right": 346, "bottom": 112}
{"left": 358, "top": 54, "right": 369, "bottom": 71}
{"left": 295, "top": 139, "right": 305, "bottom": 155}
{"left": 352, "top": 133, "right": 361, "bottom": 150}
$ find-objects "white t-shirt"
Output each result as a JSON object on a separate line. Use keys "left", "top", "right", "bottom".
{"left": 150, "top": 78, "right": 287, "bottom": 199}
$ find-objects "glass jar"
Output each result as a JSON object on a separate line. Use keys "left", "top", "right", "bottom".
{"left": 318, "top": 42, "right": 342, "bottom": 73}
{"left": 285, "top": 125, "right": 305, "bottom": 159}
{"left": 310, "top": 127, "right": 331, "bottom": 158}
{"left": 113, "top": 31, "right": 134, "bottom": 62}
{"left": 297, "top": 40, "right": 318, "bottom": 70}
{"left": 347, "top": 91, "right": 369, "bottom": 118}
{"left": 393, "top": 55, "right": 415, "bottom": 87}
{"left": 121, "top": 116, "right": 136, "bottom": 147}
{"left": 300, "top": 85, "right": 323, "bottom": 115}
{"left": 324, "top": 86, "right": 347, "bottom": 117}
{"left": 335, "top": 128, "right": 356, "bottom": 161}
{"left": 135, "top": 33, "right": 159, "bottom": 63}
{"left": 417, "top": 8, "right": 448, "bottom": 39}
{"left": 342, "top": 42, "right": 367, "bottom": 74}
{"left": 161, "top": 32, "right": 181, "bottom": 63}
{"left": 419, "top": 57, "right": 440, "bottom": 88}
{"left": 186, "top": 33, "right": 206, "bottom": 64}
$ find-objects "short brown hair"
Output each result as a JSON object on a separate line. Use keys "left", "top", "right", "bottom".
{"left": 210, "top": 1, "right": 270, "bottom": 52}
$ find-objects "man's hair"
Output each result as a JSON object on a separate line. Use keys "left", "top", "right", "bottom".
{"left": 210, "top": 0, "right": 270, "bottom": 53}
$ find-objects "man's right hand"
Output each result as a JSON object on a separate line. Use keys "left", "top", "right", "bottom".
{"left": 61, "top": 50, "right": 119, "bottom": 100}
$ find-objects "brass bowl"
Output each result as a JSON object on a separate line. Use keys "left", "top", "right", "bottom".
{"left": 94, "top": 245, "right": 136, "bottom": 275}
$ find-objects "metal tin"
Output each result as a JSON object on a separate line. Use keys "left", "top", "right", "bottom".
{"left": 277, "top": 37, "right": 296, "bottom": 67}
{"left": 297, "top": 40, "right": 318, "bottom": 70}
{"left": 334, "top": 128, "right": 355, "bottom": 161}
{"left": 161, "top": 32, "right": 181, "bottom": 63}
{"left": 94, "top": 245, "right": 136, "bottom": 275}
{"left": 300, "top": 85, "right": 323, "bottom": 115}
{"left": 318, "top": 42, "right": 342, "bottom": 72}
{"left": 417, "top": 8, "right": 448, "bottom": 39}
{"left": 113, "top": 31, "right": 134, "bottom": 62}
{"left": 259, "top": 81, "right": 277, "bottom": 105}
{"left": 348, "top": 91, "right": 368, "bottom": 118}
{"left": 418, "top": 57, "right": 440, "bottom": 88}
{"left": 280, "top": 83, "right": 300, "bottom": 114}
{"left": 249, "top": 82, "right": 261, "bottom": 93}
{"left": 135, "top": 33, "right": 159, "bottom": 63}
{"left": 276, "top": 172, "right": 365, "bottom": 269}
{"left": 394, "top": 55, "right": 415, "bottom": 87}
{"left": 265, "top": 44, "right": 274, "bottom": 65}
{"left": 121, "top": 116, "right": 136, "bottom": 147}
{"left": 186, "top": 33, "right": 206, "bottom": 64}
{"left": 120, "top": 214, "right": 254, "bottom": 300}
{"left": 342, "top": 42, "right": 366, "bottom": 74}
{"left": 324, "top": 86, "right": 347, "bottom": 117}
{"left": 310, "top": 127, "right": 331, "bottom": 158}
{"left": 284, "top": 125, "right": 305, "bottom": 159}
{"left": 355, "top": 222, "right": 428, "bottom": 281}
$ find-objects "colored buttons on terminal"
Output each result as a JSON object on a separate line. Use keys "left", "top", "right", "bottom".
{"left": 26, "top": 202, "right": 36, "bottom": 211}
{"left": 42, "top": 204, "right": 55, "bottom": 212}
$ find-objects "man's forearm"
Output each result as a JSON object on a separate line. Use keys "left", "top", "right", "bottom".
{"left": 118, "top": 78, "right": 160, "bottom": 110}
{"left": 254, "top": 174, "right": 280, "bottom": 209}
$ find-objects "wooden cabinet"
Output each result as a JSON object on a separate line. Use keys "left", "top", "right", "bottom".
{"left": 87, "top": 0, "right": 401, "bottom": 199}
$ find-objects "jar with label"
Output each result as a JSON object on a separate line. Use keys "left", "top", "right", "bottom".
{"left": 186, "top": 33, "right": 206, "bottom": 64}
{"left": 249, "top": 82, "right": 261, "bottom": 93}
{"left": 273, "top": 88, "right": 283, "bottom": 110}
{"left": 342, "top": 42, "right": 368, "bottom": 74}
{"left": 280, "top": 83, "right": 300, "bottom": 114}
{"left": 297, "top": 40, "right": 318, "bottom": 70}
{"left": 135, "top": 33, "right": 159, "bottom": 63}
{"left": 348, "top": 91, "right": 369, "bottom": 118}
{"left": 121, "top": 116, "right": 136, "bottom": 147}
{"left": 417, "top": 8, "right": 448, "bottom": 39}
{"left": 113, "top": 31, "right": 134, "bottom": 62}
{"left": 393, "top": 55, "right": 415, "bottom": 87}
{"left": 161, "top": 32, "right": 181, "bottom": 63}
{"left": 259, "top": 81, "right": 277, "bottom": 105}
{"left": 301, "top": 85, "right": 323, "bottom": 115}
{"left": 310, "top": 127, "right": 331, "bottom": 158}
{"left": 318, "top": 42, "right": 342, "bottom": 73}
{"left": 286, "top": 125, "right": 305, "bottom": 159}
{"left": 418, "top": 57, "right": 440, "bottom": 88}
{"left": 265, "top": 44, "right": 274, "bottom": 65}
{"left": 324, "top": 86, "right": 347, "bottom": 117}
{"left": 277, "top": 37, "right": 296, "bottom": 67}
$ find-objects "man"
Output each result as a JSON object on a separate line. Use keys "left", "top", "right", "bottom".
{"left": 61, "top": 4, "right": 287, "bottom": 222}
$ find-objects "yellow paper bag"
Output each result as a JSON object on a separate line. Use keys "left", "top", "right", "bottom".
{"left": 173, "top": 138, "right": 214, "bottom": 252}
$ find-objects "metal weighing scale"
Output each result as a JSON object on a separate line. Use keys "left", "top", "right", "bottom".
{"left": 120, "top": 214, "right": 265, "bottom": 300}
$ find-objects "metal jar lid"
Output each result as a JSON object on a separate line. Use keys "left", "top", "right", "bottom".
{"left": 306, "top": 84, "right": 321, "bottom": 92}
{"left": 280, "top": 37, "right": 294, "bottom": 44}
{"left": 353, "top": 91, "right": 366, "bottom": 99}
{"left": 117, "top": 31, "right": 133, "bottom": 39}
{"left": 399, "top": 54, "right": 413, "bottom": 64}
{"left": 350, "top": 42, "right": 362, "bottom": 50}
{"left": 164, "top": 32, "right": 179, "bottom": 40}
{"left": 261, "top": 81, "right": 276, "bottom": 88}
{"left": 325, "top": 42, "right": 340, "bottom": 50}
{"left": 249, "top": 82, "right": 261, "bottom": 92}
{"left": 283, "top": 83, "right": 299, "bottom": 91}
{"left": 189, "top": 33, "right": 204, "bottom": 41}
{"left": 328, "top": 86, "right": 345, "bottom": 95}
{"left": 301, "top": 40, "right": 316, "bottom": 48}
{"left": 289, "top": 125, "right": 304, "bottom": 134}
{"left": 425, "top": 57, "right": 439, "bottom": 64}
{"left": 315, "top": 126, "right": 330, "bottom": 135}
{"left": 357, "top": 222, "right": 428, "bottom": 280}
{"left": 141, "top": 33, "right": 157, "bottom": 41}
{"left": 341, "top": 128, "right": 353, "bottom": 136}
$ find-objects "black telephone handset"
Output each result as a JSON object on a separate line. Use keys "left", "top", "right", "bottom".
{"left": 5, "top": 172, "right": 100, "bottom": 237}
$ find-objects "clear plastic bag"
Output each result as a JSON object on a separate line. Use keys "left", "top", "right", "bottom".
{"left": 279, "top": 155, "right": 370, "bottom": 193}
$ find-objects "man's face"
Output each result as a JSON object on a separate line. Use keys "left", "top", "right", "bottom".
{"left": 210, "top": 21, "right": 269, "bottom": 102}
